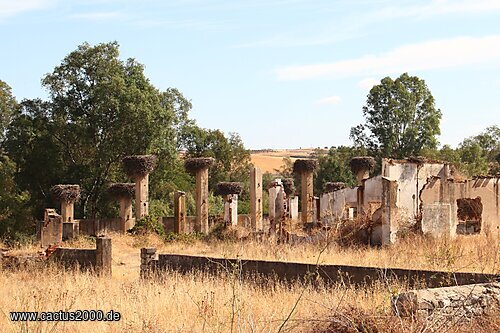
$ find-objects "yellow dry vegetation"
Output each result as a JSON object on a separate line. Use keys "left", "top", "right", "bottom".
{"left": 0, "top": 233, "right": 498, "bottom": 332}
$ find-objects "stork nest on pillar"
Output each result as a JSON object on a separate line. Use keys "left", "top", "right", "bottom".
{"left": 293, "top": 159, "right": 317, "bottom": 173}
{"left": 282, "top": 178, "right": 296, "bottom": 196}
{"left": 215, "top": 182, "right": 242, "bottom": 196}
{"left": 50, "top": 185, "right": 81, "bottom": 203}
{"left": 184, "top": 157, "right": 215, "bottom": 173}
{"left": 407, "top": 156, "right": 428, "bottom": 165}
{"left": 324, "top": 182, "right": 347, "bottom": 193}
{"left": 107, "top": 183, "right": 135, "bottom": 199}
{"left": 122, "top": 155, "right": 157, "bottom": 178}
{"left": 349, "top": 156, "right": 376, "bottom": 174}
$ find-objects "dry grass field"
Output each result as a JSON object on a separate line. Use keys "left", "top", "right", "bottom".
{"left": 250, "top": 149, "right": 320, "bottom": 173}
{"left": 1, "top": 233, "right": 498, "bottom": 332}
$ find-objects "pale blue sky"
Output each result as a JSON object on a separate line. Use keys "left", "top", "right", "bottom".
{"left": 1, "top": 0, "right": 499, "bottom": 149}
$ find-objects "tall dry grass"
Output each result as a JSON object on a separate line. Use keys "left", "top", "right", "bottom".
{"left": 155, "top": 232, "right": 499, "bottom": 274}
{"left": 0, "top": 232, "right": 498, "bottom": 332}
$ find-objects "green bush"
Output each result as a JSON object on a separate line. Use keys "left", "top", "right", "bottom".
{"left": 130, "top": 215, "right": 166, "bottom": 238}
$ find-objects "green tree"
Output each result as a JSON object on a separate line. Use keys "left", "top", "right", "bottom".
{"left": 350, "top": 73, "right": 442, "bottom": 158}
{"left": 5, "top": 42, "right": 191, "bottom": 218}
{"left": 0, "top": 155, "right": 32, "bottom": 237}
{"left": 457, "top": 125, "right": 499, "bottom": 176}
{"left": 314, "top": 146, "right": 361, "bottom": 193}
{"left": 0, "top": 80, "right": 17, "bottom": 144}
{"left": 180, "top": 125, "right": 252, "bottom": 190}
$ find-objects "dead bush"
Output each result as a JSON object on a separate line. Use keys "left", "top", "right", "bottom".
{"left": 334, "top": 214, "right": 375, "bottom": 247}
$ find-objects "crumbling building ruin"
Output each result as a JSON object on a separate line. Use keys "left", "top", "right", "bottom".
{"left": 320, "top": 157, "right": 499, "bottom": 245}
{"left": 38, "top": 154, "right": 499, "bottom": 246}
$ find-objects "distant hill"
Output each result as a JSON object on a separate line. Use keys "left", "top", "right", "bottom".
{"left": 250, "top": 148, "right": 322, "bottom": 173}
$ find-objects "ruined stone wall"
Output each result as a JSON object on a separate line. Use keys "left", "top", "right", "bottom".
{"left": 50, "top": 237, "right": 112, "bottom": 275}
{"left": 421, "top": 176, "right": 499, "bottom": 237}
{"left": 320, "top": 176, "right": 381, "bottom": 224}
{"left": 393, "top": 282, "right": 500, "bottom": 318}
{"left": 382, "top": 159, "right": 447, "bottom": 224}
{"left": 142, "top": 251, "right": 498, "bottom": 288}
{"left": 362, "top": 175, "right": 383, "bottom": 215}
{"left": 77, "top": 218, "right": 125, "bottom": 236}
{"left": 330, "top": 187, "right": 357, "bottom": 218}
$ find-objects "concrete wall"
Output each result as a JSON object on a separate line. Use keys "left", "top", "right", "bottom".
{"left": 319, "top": 158, "right": 498, "bottom": 244}
{"left": 142, "top": 251, "right": 498, "bottom": 288}
{"left": 77, "top": 218, "right": 129, "bottom": 236}
{"left": 382, "top": 159, "right": 448, "bottom": 224}
{"left": 50, "top": 237, "right": 111, "bottom": 275}
{"left": 420, "top": 176, "right": 500, "bottom": 237}
{"left": 51, "top": 248, "right": 96, "bottom": 268}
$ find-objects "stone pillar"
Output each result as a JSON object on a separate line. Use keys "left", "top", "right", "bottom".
{"left": 122, "top": 155, "right": 157, "bottom": 221}
{"left": 135, "top": 174, "right": 149, "bottom": 220}
{"left": 140, "top": 247, "right": 157, "bottom": 278}
{"left": 250, "top": 167, "right": 263, "bottom": 231}
{"left": 184, "top": 157, "right": 214, "bottom": 234}
{"left": 276, "top": 188, "right": 285, "bottom": 239}
{"left": 293, "top": 160, "right": 317, "bottom": 225}
{"left": 174, "top": 191, "right": 186, "bottom": 233}
{"left": 119, "top": 198, "right": 133, "bottom": 230}
{"left": 381, "top": 178, "right": 399, "bottom": 245}
{"left": 60, "top": 201, "right": 74, "bottom": 222}
{"left": 196, "top": 168, "right": 209, "bottom": 233}
{"left": 215, "top": 182, "right": 242, "bottom": 227}
{"left": 96, "top": 237, "right": 112, "bottom": 276}
{"left": 268, "top": 179, "right": 282, "bottom": 236}
{"left": 50, "top": 184, "right": 80, "bottom": 223}
{"left": 300, "top": 170, "right": 314, "bottom": 224}
{"left": 224, "top": 194, "right": 238, "bottom": 226}
{"left": 108, "top": 183, "right": 136, "bottom": 232}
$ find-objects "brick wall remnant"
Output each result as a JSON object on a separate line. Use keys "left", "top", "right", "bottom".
{"left": 140, "top": 247, "right": 157, "bottom": 278}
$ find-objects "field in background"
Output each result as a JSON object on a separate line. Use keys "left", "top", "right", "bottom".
{"left": 250, "top": 149, "right": 321, "bottom": 173}
{"left": 1, "top": 233, "right": 498, "bottom": 332}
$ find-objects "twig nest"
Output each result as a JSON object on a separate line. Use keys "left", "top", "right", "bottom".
{"left": 122, "top": 155, "right": 157, "bottom": 178}
{"left": 293, "top": 159, "right": 317, "bottom": 173}
{"left": 324, "top": 182, "right": 346, "bottom": 193}
{"left": 282, "top": 178, "right": 296, "bottom": 196}
{"left": 184, "top": 157, "right": 215, "bottom": 173}
{"left": 50, "top": 185, "right": 81, "bottom": 203}
{"left": 215, "top": 182, "right": 242, "bottom": 196}
{"left": 349, "top": 156, "right": 376, "bottom": 174}
{"left": 107, "top": 183, "right": 135, "bottom": 199}
{"left": 407, "top": 156, "right": 428, "bottom": 165}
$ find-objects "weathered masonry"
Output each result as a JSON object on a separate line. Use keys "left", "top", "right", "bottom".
{"left": 320, "top": 157, "right": 500, "bottom": 245}
{"left": 50, "top": 237, "right": 112, "bottom": 276}
{"left": 140, "top": 249, "right": 499, "bottom": 288}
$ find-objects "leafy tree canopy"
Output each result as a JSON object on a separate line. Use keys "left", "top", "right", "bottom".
{"left": 0, "top": 80, "right": 17, "bottom": 144}
{"left": 350, "top": 73, "right": 442, "bottom": 159}
{"left": 5, "top": 42, "right": 194, "bottom": 218}
{"left": 180, "top": 125, "right": 252, "bottom": 193}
